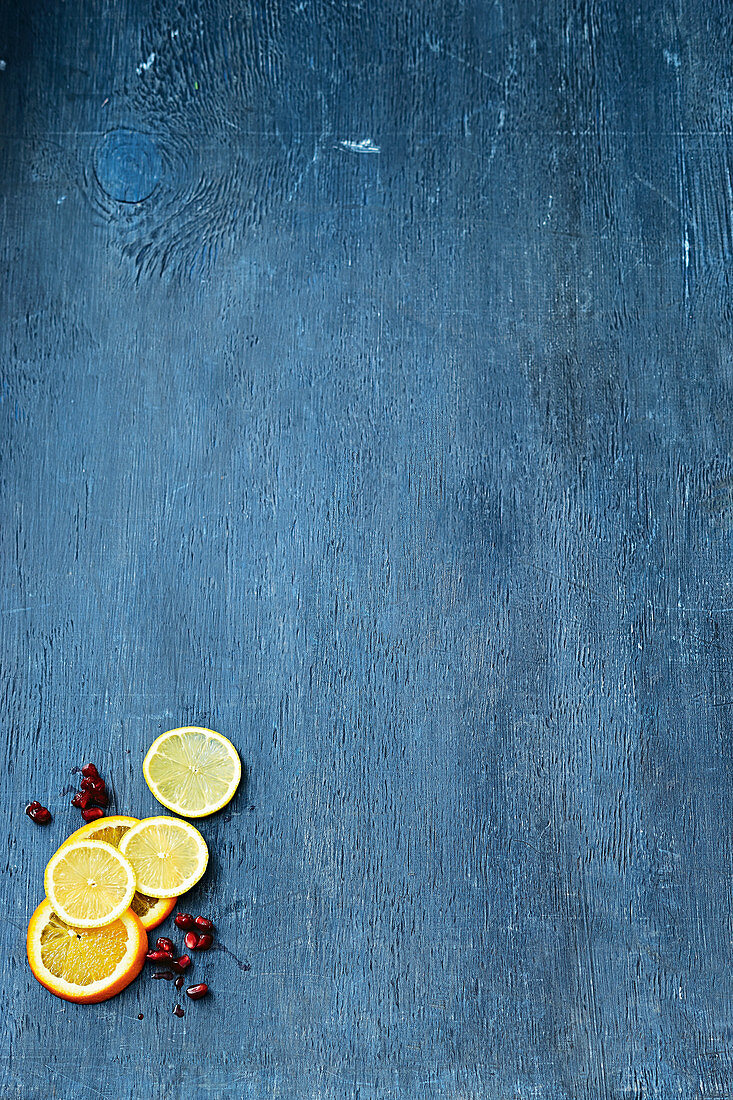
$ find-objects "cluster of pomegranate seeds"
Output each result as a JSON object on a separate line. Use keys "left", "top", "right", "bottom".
{"left": 146, "top": 914, "right": 213, "bottom": 1013}
{"left": 175, "top": 912, "right": 214, "bottom": 950}
{"left": 25, "top": 801, "right": 52, "bottom": 826}
{"left": 70, "top": 763, "right": 109, "bottom": 821}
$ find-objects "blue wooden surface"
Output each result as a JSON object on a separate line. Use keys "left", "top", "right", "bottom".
{"left": 2, "top": 1, "right": 733, "bottom": 1097}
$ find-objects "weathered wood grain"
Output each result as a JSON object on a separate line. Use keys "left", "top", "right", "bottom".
{"left": 2, "top": 0, "right": 733, "bottom": 1097}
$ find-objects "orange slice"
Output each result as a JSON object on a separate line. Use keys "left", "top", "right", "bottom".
{"left": 27, "top": 898, "right": 147, "bottom": 1003}
{"left": 130, "top": 892, "right": 176, "bottom": 930}
{"left": 57, "top": 815, "right": 176, "bottom": 930}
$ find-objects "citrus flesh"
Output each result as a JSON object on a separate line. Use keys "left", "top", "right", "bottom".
{"left": 27, "top": 898, "right": 147, "bottom": 1003}
{"left": 44, "top": 840, "right": 137, "bottom": 929}
{"left": 60, "top": 815, "right": 140, "bottom": 850}
{"left": 118, "top": 816, "right": 208, "bottom": 898}
{"left": 143, "top": 726, "right": 241, "bottom": 817}
{"left": 57, "top": 815, "right": 176, "bottom": 929}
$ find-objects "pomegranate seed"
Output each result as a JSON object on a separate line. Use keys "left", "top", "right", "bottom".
{"left": 173, "top": 1004, "right": 185, "bottom": 1017}
{"left": 194, "top": 916, "right": 214, "bottom": 934}
{"left": 81, "top": 807, "right": 104, "bottom": 823}
{"left": 174, "top": 913, "right": 196, "bottom": 931}
{"left": 184, "top": 931, "right": 198, "bottom": 951}
{"left": 156, "top": 937, "right": 175, "bottom": 954}
{"left": 80, "top": 777, "right": 95, "bottom": 792}
{"left": 81, "top": 763, "right": 99, "bottom": 778}
{"left": 186, "top": 983, "right": 209, "bottom": 1000}
{"left": 71, "top": 793, "right": 83, "bottom": 808}
{"left": 194, "top": 933, "right": 213, "bottom": 951}
{"left": 26, "top": 803, "right": 52, "bottom": 824}
{"left": 152, "top": 971, "right": 175, "bottom": 981}
{"left": 175, "top": 954, "right": 192, "bottom": 970}
{"left": 146, "top": 949, "right": 175, "bottom": 963}
{"left": 175, "top": 976, "right": 184, "bottom": 990}
{"left": 137, "top": 1013, "right": 144, "bottom": 1020}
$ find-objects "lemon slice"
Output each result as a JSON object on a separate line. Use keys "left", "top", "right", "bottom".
{"left": 118, "top": 816, "right": 208, "bottom": 898}
{"left": 143, "top": 726, "right": 241, "bottom": 817}
{"left": 27, "top": 898, "right": 147, "bottom": 1003}
{"left": 44, "top": 840, "right": 137, "bottom": 929}
{"left": 56, "top": 816, "right": 177, "bottom": 930}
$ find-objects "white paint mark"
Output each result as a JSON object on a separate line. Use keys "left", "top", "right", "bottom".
{"left": 0, "top": 60, "right": 6, "bottom": 71}
{"left": 339, "top": 138, "right": 380, "bottom": 154}
{"left": 664, "top": 49, "right": 681, "bottom": 68}
{"left": 136, "top": 52, "right": 156, "bottom": 75}
{"left": 57, "top": 196, "right": 66, "bottom": 204}
{"left": 171, "top": 28, "right": 179, "bottom": 38}
{"left": 2, "top": 604, "right": 50, "bottom": 615}
{"left": 684, "top": 229, "right": 690, "bottom": 268}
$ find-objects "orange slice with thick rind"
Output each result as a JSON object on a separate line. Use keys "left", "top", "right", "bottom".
{"left": 27, "top": 898, "right": 147, "bottom": 1003}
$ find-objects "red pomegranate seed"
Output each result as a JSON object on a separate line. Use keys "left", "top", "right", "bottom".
{"left": 80, "top": 777, "right": 95, "bottom": 792}
{"left": 152, "top": 971, "right": 175, "bottom": 981}
{"left": 146, "top": 949, "right": 174, "bottom": 963}
{"left": 194, "top": 916, "right": 214, "bottom": 934}
{"left": 81, "top": 807, "right": 105, "bottom": 823}
{"left": 174, "top": 913, "right": 196, "bottom": 931}
{"left": 81, "top": 763, "right": 99, "bottom": 778}
{"left": 175, "top": 976, "right": 184, "bottom": 990}
{"left": 194, "top": 933, "right": 213, "bottom": 951}
{"left": 176, "top": 954, "right": 192, "bottom": 970}
{"left": 186, "top": 983, "right": 209, "bottom": 1000}
{"left": 173, "top": 1004, "right": 185, "bottom": 1017}
{"left": 184, "top": 931, "right": 198, "bottom": 951}
{"left": 26, "top": 803, "right": 52, "bottom": 825}
{"left": 156, "top": 937, "right": 175, "bottom": 954}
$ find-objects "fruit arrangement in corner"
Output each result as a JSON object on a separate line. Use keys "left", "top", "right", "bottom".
{"left": 26, "top": 726, "right": 241, "bottom": 1012}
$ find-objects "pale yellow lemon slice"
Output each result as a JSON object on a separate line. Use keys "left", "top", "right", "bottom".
{"left": 118, "top": 816, "right": 208, "bottom": 898}
{"left": 44, "top": 840, "right": 137, "bottom": 929}
{"left": 143, "top": 726, "right": 241, "bottom": 817}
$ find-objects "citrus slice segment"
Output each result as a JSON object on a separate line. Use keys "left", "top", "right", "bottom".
{"left": 143, "top": 726, "right": 241, "bottom": 817}
{"left": 118, "top": 816, "right": 208, "bottom": 898}
{"left": 130, "top": 891, "right": 176, "bottom": 929}
{"left": 59, "top": 815, "right": 140, "bottom": 850}
{"left": 56, "top": 815, "right": 177, "bottom": 929}
{"left": 27, "top": 898, "right": 147, "bottom": 1003}
{"left": 44, "top": 840, "right": 137, "bottom": 929}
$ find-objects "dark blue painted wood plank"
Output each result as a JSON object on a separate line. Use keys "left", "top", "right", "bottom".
{"left": 2, "top": 0, "right": 733, "bottom": 1097}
